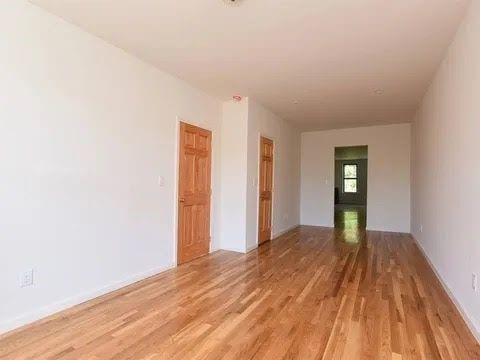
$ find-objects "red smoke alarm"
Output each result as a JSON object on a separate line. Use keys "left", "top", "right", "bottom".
{"left": 232, "top": 95, "right": 242, "bottom": 102}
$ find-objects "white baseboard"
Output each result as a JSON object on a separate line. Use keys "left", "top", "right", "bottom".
{"left": 219, "top": 225, "right": 300, "bottom": 255}
{"left": 300, "top": 222, "right": 334, "bottom": 228}
{"left": 219, "top": 246, "right": 248, "bottom": 254}
{"left": 301, "top": 223, "right": 409, "bottom": 234}
{"left": 245, "top": 243, "right": 258, "bottom": 253}
{"left": 366, "top": 227, "right": 410, "bottom": 233}
{"left": 0, "top": 263, "right": 175, "bottom": 335}
{"left": 412, "top": 236, "right": 480, "bottom": 343}
{"left": 272, "top": 224, "right": 299, "bottom": 239}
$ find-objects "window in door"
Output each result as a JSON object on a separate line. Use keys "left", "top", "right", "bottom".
{"left": 343, "top": 164, "right": 358, "bottom": 193}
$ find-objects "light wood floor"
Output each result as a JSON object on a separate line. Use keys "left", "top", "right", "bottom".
{"left": 1, "top": 226, "right": 479, "bottom": 359}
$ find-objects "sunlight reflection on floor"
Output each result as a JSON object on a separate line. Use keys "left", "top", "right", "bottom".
{"left": 334, "top": 205, "right": 366, "bottom": 244}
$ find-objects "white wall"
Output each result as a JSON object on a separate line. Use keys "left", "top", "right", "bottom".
{"left": 220, "top": 98, "right": 301, "bottom": 253}
{"left": 219, "top": 100, "right": 249, "bottom": 252}
{"left": 0, "top": 2, "right": 222, "bottom": 333}
{"left": 411, "top": 0, "right": 480, "bottom": 339}
{"left": 245, "top": 99, "right": 301, "bottom": 251}
{"left": 301, "top": 124, "right": 411, "bottom": 232}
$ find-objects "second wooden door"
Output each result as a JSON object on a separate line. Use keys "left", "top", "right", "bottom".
{"left": 178, "top": 122, "right": 212, "bottom": 264}
{"left": 258, "top": 137, "right": 274, "bottom": 244}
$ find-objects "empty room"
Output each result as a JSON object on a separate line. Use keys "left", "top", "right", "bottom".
{"left": 1, "top": 1, "right": 479, "bottom": 359}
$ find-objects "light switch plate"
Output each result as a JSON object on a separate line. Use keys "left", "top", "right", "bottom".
{"left": 158, "top": 176, "right": 165, "bottom": 187}
{"left": 20, "top": 269, "right": 34, "bottom": 288}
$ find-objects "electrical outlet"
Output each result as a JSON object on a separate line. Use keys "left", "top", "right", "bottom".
{"left": 472, "top": 273, "right": 478, "bottom": 292}
{"left": 20, "top": 269, "right": 34, "bottom": 288}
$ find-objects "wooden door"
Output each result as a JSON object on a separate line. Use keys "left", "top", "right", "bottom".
{"left": 178, "top": 122, "right": 212, "bottom": 264}
{"left": 258, "top": 137, "right": 274, "bottom": 244}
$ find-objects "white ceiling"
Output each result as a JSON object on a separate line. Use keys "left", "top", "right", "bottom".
{"left": 31, "top": 0, "right": 469, "bottom": 131}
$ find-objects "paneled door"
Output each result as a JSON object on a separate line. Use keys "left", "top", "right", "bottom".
{"left": 178, "top": 122, "right": 212, "bottom": 264}
{"left": 258, "top": 136, "right": 274, "bottom": 244}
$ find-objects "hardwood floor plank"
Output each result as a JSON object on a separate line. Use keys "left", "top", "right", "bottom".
{"left": 0, "top": 225, "right": 479, "bottom": 359}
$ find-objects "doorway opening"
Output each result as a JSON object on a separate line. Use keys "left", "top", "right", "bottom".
{"left": 334, "top": 146, "right": 368, "bottom": 236}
